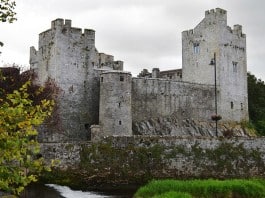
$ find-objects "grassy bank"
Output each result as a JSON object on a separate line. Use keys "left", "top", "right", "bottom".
{"left": 134, "top": 179, "right": 265, "bottom": 198}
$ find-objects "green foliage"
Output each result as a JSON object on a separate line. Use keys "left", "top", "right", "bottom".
{"left": 0, "top": 0, "right": 16, "bottom": 53}
{"left": 248, "top": 72, "right": 265, "bottom": 135}
{"left": 153, "top": 191, "right": 192, "bottom": 198}
{"left": 0, "top": 0, "right": 16, "bottom": 23}
{"left": 0, "top": 73, "right": 54, "bottom": 195}
{"left": 134, "top": 179, "right": 265, "bottom": 198}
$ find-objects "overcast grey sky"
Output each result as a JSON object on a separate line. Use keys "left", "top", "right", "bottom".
{"left": 0, "top": 0, "right": 264, "bottom": 79}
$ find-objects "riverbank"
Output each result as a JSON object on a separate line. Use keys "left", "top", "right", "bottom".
{"left": 134, "top": 179, "right": 265, "bottom": 198}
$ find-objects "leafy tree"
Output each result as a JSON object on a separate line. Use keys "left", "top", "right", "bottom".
{"left": 0, "top": 0, "right": 16, "bottom": 52}
{"left": 0, "top": 69, "right": 55, "bottom": 195}
{"left": 0, "top": 0, "right": 16, "bottom": 23}
{"left": 248, "top": 72, "right": 265, "bottom": 135}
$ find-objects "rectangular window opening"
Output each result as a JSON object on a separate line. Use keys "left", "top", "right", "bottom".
{"left": 241, "top": 103, "right": 243, "bottom": 110}
{"left": 193, "top": 43, "right": 200, "bottom": 54}
{"left": 232, "top": 61, "right": 238, "bottom": 73}
{"left": 119, "top": 120, "right": 122, "bottom": 125}
{"left": 231, "top": 101, "right": 234, "bottom": 109}
{"left": 120, "top": 76, "right": 124, "bottom": 82}
{"left": 101, "top": 77, "right": 103, "bottom": 82}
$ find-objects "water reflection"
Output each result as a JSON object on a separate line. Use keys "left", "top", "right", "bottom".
{"left": 19, "top": 183, "right": 135, "bottom": 198}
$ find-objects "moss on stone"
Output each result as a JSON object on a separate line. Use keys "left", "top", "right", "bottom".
{"left": 40, "top": 137, "right": 265, "bottom": 189}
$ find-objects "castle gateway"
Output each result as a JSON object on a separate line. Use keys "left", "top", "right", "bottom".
{"left": 30, "top": 8, "right": 248, "bottom": 142}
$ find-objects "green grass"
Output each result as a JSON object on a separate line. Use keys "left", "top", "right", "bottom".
{"left": 134, "top": 179, "right": 265, "bottom": 198}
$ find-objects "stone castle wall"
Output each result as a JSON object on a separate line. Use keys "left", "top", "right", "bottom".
{"left": 41, "top": 137, "right": 265, "bottom": 184}
{"left": 131, "top": 78, "right": 215, "bottom": 135}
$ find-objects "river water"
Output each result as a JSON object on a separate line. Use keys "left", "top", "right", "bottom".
{"left": 19, "top": 183, "right": 136, "bottom": 198}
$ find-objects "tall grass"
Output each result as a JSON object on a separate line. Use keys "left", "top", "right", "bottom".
{"left": 134, "top": 179, "right": 265, "bottom": 198}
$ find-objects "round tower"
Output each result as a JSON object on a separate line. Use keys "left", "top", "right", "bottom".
{"left": 99, "top": 71, "right": 132, "bottom": 136}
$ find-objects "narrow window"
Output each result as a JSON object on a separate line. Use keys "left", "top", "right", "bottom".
{"left": 84, "top": 123, "right": 90, "bottom": 130}
{"left": 232, "top": 61, "right": 238, "bottom": 73}
{"left": 101, "top": 77, "right": 103, "bottom": 82}
{"left": 241, "top": 103, "right": 243, "bottom": 110}
{"left": 118, "top": 102, "right": 121, "bottom": 107}
{"left": 120, "top": 76, "right": 124, "bottom": 81}
{"left": 231, "top": 102, "right": 234, "bottom": 109}
{"left": 193, "top": 43, "right": 200, "bottom": 54}
{"left": 119, "top": 120, "right": 122, "bottom": 125}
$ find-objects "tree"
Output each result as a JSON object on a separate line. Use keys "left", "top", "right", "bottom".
{"left": 0, "top": 0, "right": 16, "bottom": 23}
{"left": 0, "top": 0, "right": 16, "bottom": 52}
{"left": 247, "top": 72, "right": 265, "bottom": 135}
{"left": 0, "top": 69, "right": 55, "bottom": 195}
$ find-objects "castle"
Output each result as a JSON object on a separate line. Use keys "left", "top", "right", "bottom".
{"left": 30, "top": 8, "right": 248, "bottom": 142}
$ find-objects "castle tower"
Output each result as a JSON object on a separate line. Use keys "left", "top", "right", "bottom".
{"left": 99, "top": 71, "right": 132, "bottom": 136}
{"left": 182, "top": 8, "right": 248, "bottom": 122}
{"left": 30, "top": 19, "right": 100, "bottom": 141}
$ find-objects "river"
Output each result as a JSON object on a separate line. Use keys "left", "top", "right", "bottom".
{"left": 19, "top": 183, "right": 136, "bottom": 198}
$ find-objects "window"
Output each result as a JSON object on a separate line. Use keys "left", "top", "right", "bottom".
{"left": 241, "top": 103, "right": 243, "bottom": 110}
{"left": 231, "top": 102, "right": 234, "bottom": 109}
{"left": 118, "top": 102, "right": 121, "bottom": 108}
{"left": 232, "top": 61, "right": 238, "bottom": 73}
{"left": 84, "top": 123, "right": 90, "bottom": 130}
{"left": 101, "top": 77, "right": 103, "bottom": 82}
{"left": 120, "top": 76, "right": 124, "bottom": 81}
{"left": 119, "top": 120, "right": 122, "bottom": 125}
{"left": 193, "top": 43, "right": 200, "bottom": 54}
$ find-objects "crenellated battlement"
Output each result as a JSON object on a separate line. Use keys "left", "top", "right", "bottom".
{"left": 182, "top": 29, "right": 193, "bottom": 36}
{"left": 205, "top": 8, "right": 227, "bottom": 17}
{"left": 39, "top": 18, "right": 96, "bottom": 40}
{"left": 226, "top": 24, "right": 245, "bottom": 38}
{"left": 232, "top": 24, "right": 245, "bottom": 37}
{"left": 51, "top": 18, "right": 72, "bottom": 29}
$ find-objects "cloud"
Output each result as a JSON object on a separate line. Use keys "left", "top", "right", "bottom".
{"left": 0, "top": 0, "right": 264, "bottom": 79}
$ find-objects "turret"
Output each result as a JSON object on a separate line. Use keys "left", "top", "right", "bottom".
{"left": 99, "top": 71, "right": 132, "bottom": 136}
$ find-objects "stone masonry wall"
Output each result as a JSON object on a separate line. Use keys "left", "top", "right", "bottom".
{"left": 41, "top": 136, "right": 265, "bottom": 186}
{"left": 131, "top": 78, "right": 216, "bottom": 135}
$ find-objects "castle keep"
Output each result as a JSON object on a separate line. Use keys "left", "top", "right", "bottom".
{"left": 30, "top": 8, "right": 248, "bottom": 142}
